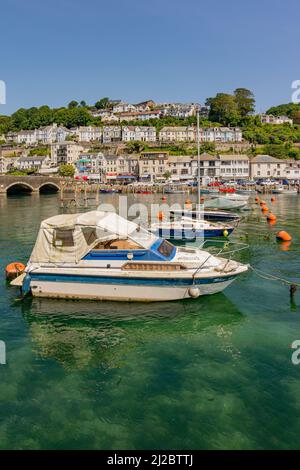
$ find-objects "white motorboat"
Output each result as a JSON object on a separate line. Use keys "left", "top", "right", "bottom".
{"left": 272, "top": 186, "right": 298, "bottom": 194}
{"left": 170, "top": 209, "right": 241, "bottom": 223}
{"left": 13, "top": 211, "right": 248, "bottom": 302}
{"left": 149, "top": 216, "right": 234, "bottom": 240}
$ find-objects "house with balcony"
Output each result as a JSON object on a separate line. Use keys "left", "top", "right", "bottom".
{"left": 260, "top": 114, "right": 293, "bottom": 125}
{"left": 166, "top": 156, "right": 193, "bottom": 181}
{"left": 76, "top": 152, "right": 106, "bottom": 181}
{"left": 200, "top": 127, "right": 242, "bottom": 142}
{"left": 36, "top": 123, "right": 72, "bottom": 144}
{"left": 76, "top": 126, "right": 102, "bottom": 142}
{"left": 219, "top": 155, "right": 250, "bottom": 180}
{"left": 138, "top": 155, "right": 169, "bottom": 182}
{"left": 190, "top": 153, "right": 221, "bottom": 184}
{"left": 51, "top": 142, "right": 84, "bottom": 166}
{"left": 122, "top": 126, "right": 156, "bottom": 142}
{"left": 159, "top": 126, "right": 196, "bottom": 142}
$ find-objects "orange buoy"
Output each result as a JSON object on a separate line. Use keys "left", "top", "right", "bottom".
{"left": 185, "top": 199, "right": 191, "bottom": 205}
{"left": 260, "top": 200, "right": 266, "bottom": 206}
{"left": 276, "top": 231, "right": 292, "bottom": 241}
{"left": 255, "top": 196, "right": 260, "bottom": 203}
{"left": 267, "top": 212, "right": 277, "bottom": 221}
{"left": 200, "top": 196, "right": 205, "bottom": 203}
{"left": 157, "top": 211, "right": 164, "bottom": 221}
{"left": 261, "top": 206, "right": 269, "bottom": 212}
{"left": 162, "top": 196, "right": 167, "bottom": 202}
{"left": 268, "top": 219, "right": 277, "bottom": 226}
{"left": 271, "top": 197, "right": 276, "bottom": 202}
{"left": 5, "top": 262, "right": 25, "bottom": 281}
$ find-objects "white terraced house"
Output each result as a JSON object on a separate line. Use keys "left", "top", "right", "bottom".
{"left": 159, "top": 126, "right": 196, "bottom": 142}
{"left": 16, "top": 155, "right": 51, "bottom": 172}
{"left": 199, "top": 127, "right": 242, "bottom": 143}
{"left": 190, "top": 153, "right": 221, "bottom": 183}
{"left": 36, "top": 123, "right": 72, "bottom": 144}
{"left": 102, "top": 126, "right": 122, "bottom": 143}
{"left": 122, "top": 126, "right": 156, "bottom": 142}
{"left": 76, "top": 126, "right": 102, "bottom": 142}
{"left": 15, "top": 129, "right": 37, "bottom": 145}
{"left": 219, "top": 155, "right": 250, "bottom": 179}
{"left": 285, "top": 160, "right": 300, "bottom": 180}
{"left": 250, "top": 155, "right": 287, "bottom": 179}
{"left": 138, "top": 155, "right": 169, "bottom": 182}
{"left": 167, "top": 155, "right": 193, "bottom": 181}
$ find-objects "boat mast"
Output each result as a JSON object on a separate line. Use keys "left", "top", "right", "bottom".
{"left": 197, "top": 110, "right": 201, "bottom": 212}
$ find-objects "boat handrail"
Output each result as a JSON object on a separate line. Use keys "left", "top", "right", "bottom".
{"left": 192, "top": 240, "right": 249, "bottom": 278}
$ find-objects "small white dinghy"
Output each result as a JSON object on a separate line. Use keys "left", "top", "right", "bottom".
{"left": 15, "top": 211, "right": 248, "bottom": 302}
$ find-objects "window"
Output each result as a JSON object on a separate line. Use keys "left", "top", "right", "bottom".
{"left": 82, "top": 227, "right": 97, "bottom": 245}
{"left": 54, "top": 229, "right": 74, "bottom": 247}
{"left": 157, "top": 240, "right": 174, "bottom": 258}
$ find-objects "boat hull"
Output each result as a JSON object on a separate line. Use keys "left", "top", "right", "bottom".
{"left": 151, "top": 227, "right": 234, "bottom": 239}
{"left": 28, "top": 275, "right": 236, "bottom": 301}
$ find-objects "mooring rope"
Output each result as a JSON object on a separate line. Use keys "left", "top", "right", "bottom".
{"left": 249, "top": 264, "right": 300, "bottom": 288}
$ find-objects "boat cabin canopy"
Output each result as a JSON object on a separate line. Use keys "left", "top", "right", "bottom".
{"left": 30, "top": 211, "right": 160, "bottom": 264}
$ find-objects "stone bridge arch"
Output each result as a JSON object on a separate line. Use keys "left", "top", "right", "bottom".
{"left": 6, "top": 181, "right": 35, "bottom": 194}
{"left": 38, "top": 182, "right": 60, "bottom": 193}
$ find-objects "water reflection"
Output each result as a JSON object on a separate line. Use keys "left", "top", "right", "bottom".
{"left": 20, "top": 295, "right": 245, "bottom": 370}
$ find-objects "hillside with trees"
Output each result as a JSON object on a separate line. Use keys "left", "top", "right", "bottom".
{"left": 1, "top": 91, "right": 300, "bottom": 160}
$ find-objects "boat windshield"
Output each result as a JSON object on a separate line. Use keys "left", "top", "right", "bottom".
{"left": 157, "top": 240, "right": 175, "bottom": 258}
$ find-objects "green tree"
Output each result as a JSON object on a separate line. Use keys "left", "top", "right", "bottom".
{"left": 80, "top": 100, "right": 87, "bottom": 107}
{"left": 163, "top": 171, "right": 172, "bottom": 180}
{"left": 234, "top": 88, "right": 255, "bottom": 117}
{"left": 206, "top": 93, "right": 239, "bottom": 125}
{"left": 68, "top": 100, "right": 79, "bottom": 109}
{"left": 95, "top": 97, "right": 109, "bottom": 110}
{"left": 126, "top": 141, "right": 145, "bottom": 153}
{"left": 59, "top": 164, "right": 75, "bottom": 177}
{"left": 28, "top": 147, "right": 50, "bottom": 156}
{"left": 200, "top": 142, "right": 216, "bottom": 154}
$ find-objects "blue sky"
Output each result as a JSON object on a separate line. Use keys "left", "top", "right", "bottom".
{"left": 0, "top": 0, "right": 299, "bottom": 114}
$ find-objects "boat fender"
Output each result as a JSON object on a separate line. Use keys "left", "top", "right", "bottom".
{"left": 5, "top": 262, "right": 25, "bottom": 281}
{"left": 188, "top": 286, "right": 200, "bottom": 298}
{"left": 223, "top": 229, "right": 229, "bottom": 237}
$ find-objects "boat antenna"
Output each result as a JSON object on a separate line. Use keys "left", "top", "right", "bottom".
{"left": 197, "top": 110, "right": 201, "bottom": 214}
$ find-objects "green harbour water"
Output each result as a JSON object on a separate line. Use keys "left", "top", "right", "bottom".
{"left": 0, "top": 192, "right": 300, "bottom": 449}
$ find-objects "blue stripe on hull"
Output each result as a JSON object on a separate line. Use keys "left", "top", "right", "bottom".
{"left": 153, "top": 228, "right": 233, "bottom": 239}
{"left": 29, "top": 272, "right": 236, "bottom": 286}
